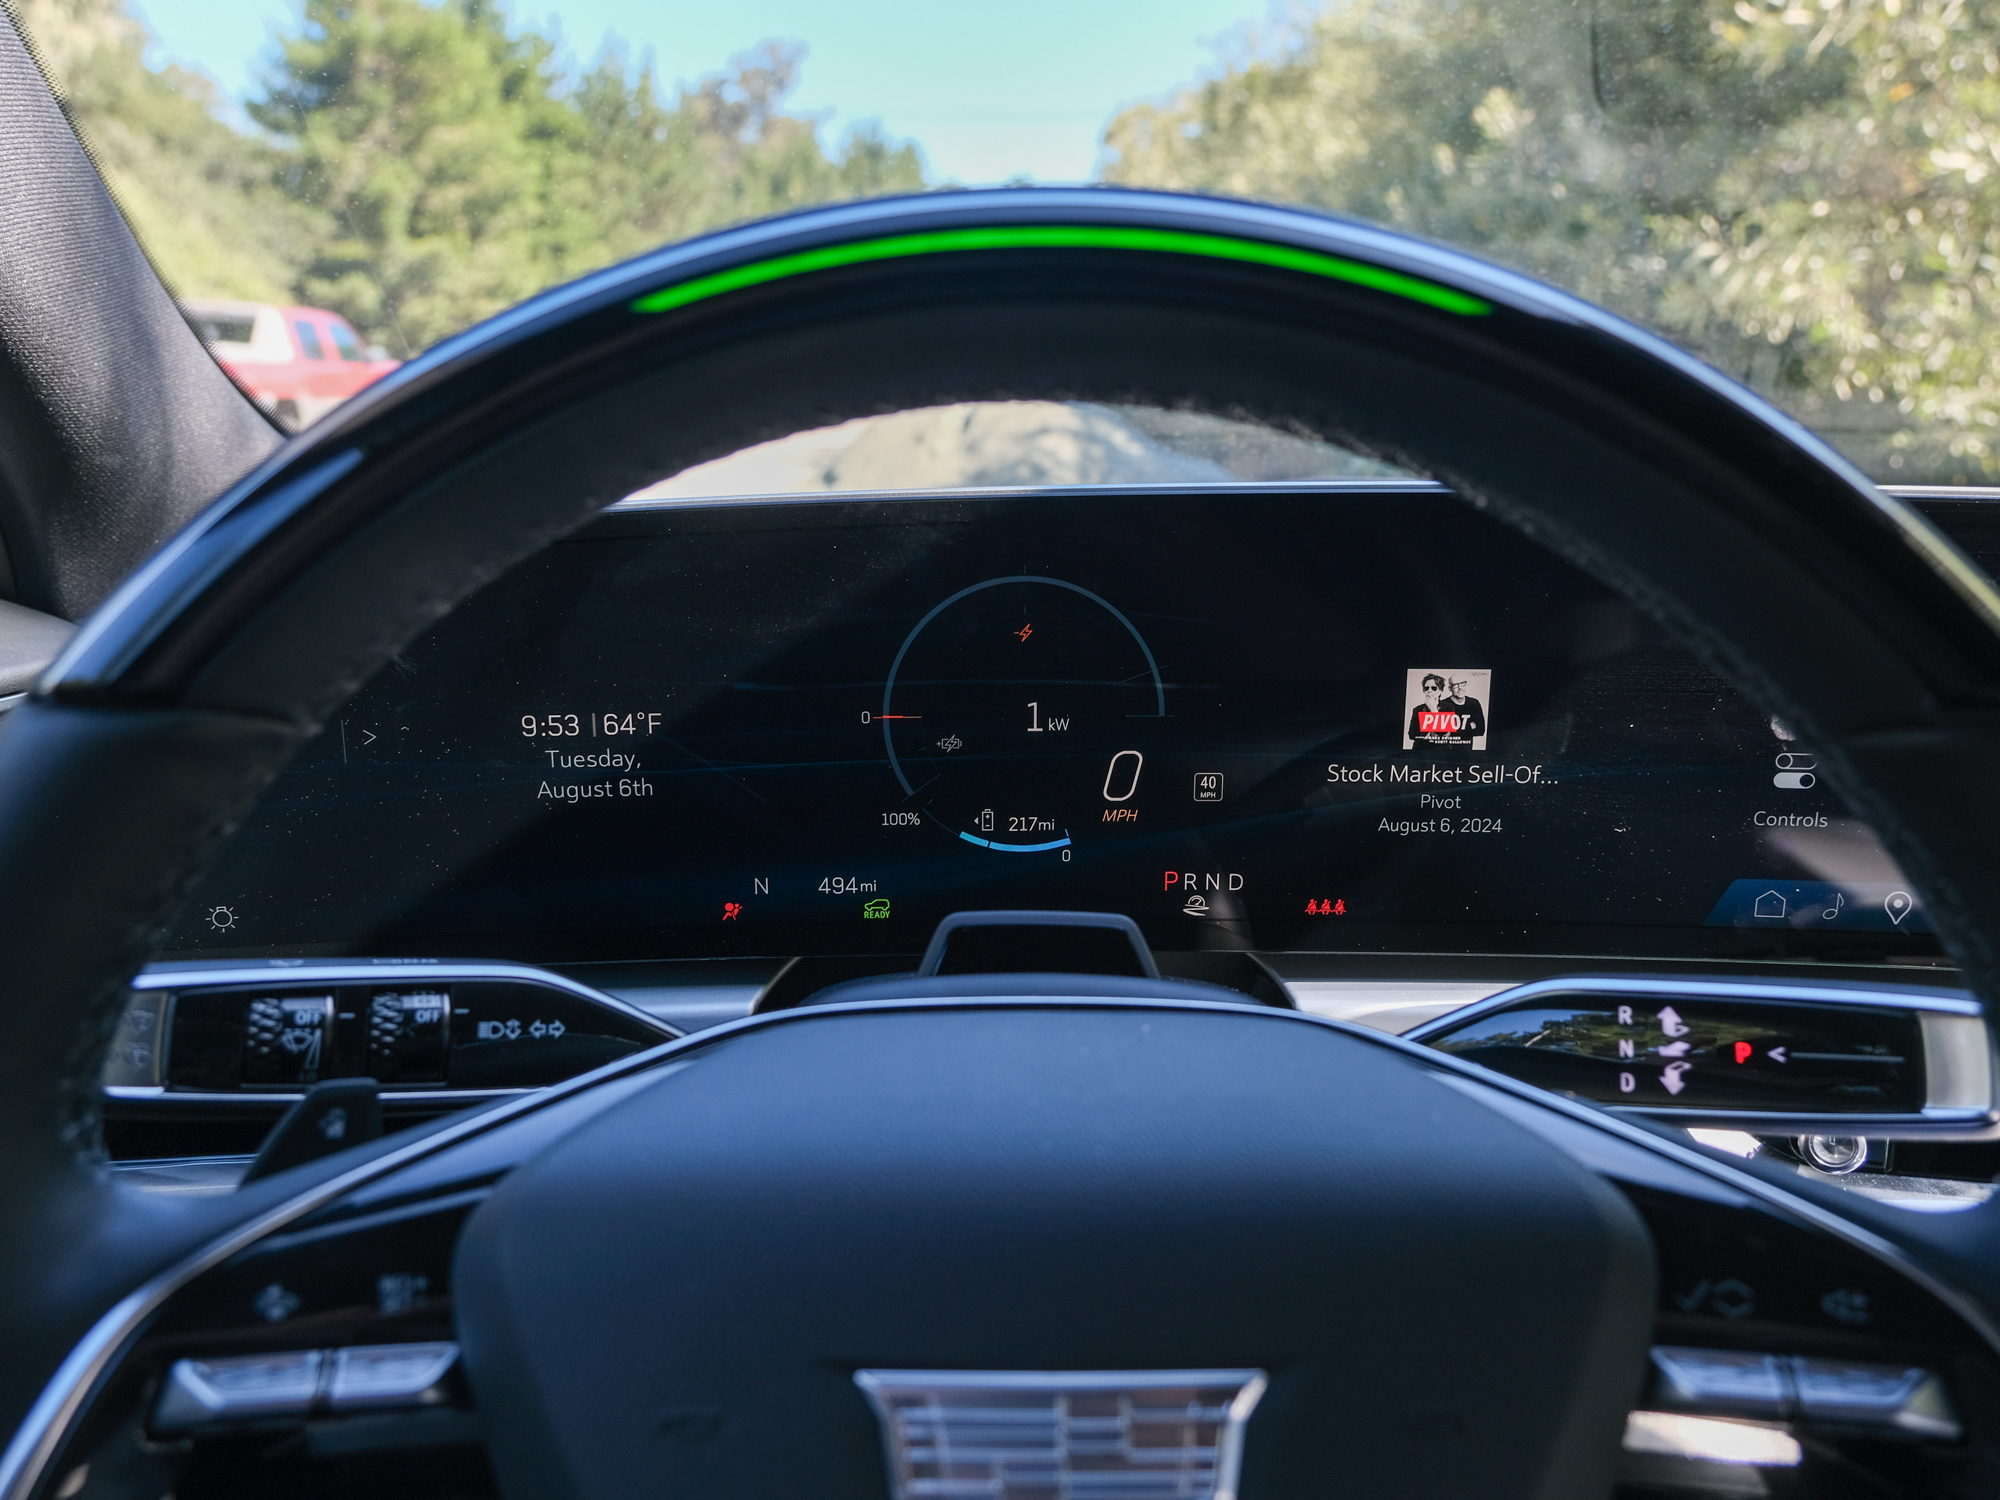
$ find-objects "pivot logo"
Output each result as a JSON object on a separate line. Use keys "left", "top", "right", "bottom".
{"left": 1413, "top": 710, "right": 1471, "bottom": 735}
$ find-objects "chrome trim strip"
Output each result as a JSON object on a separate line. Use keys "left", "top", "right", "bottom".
{"left": 858, "top": 1368, "right": 1266, "bottom": 1391}
{"left": 1403, "top": 975, "right": 1986, "bottom": 1029}
{"left": 1882, "top": 485, "right": 2000, "bottom": 501}
{"left": 609, "top": 479, "right": 1446, "bottom": 511}
{"left": 1923, "top": 1012, "right": 1995, "bottom": 1113}
{"left": 102, "top": 1085, "right": 530, "bottom": 1106}
{"left": 16, "top": 989, "right": 2000, "bottom": 1500}
{"left": 1613, "top": 1108, "right": 1987, "bottom": 1129}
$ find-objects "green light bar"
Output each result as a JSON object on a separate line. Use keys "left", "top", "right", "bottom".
{"left": 630, "top": 225, "right": 1493, "bottom": 318}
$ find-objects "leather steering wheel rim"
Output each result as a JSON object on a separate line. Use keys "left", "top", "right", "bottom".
{"left": 3, "top": 186, "right": 1999, "bottom": 1442}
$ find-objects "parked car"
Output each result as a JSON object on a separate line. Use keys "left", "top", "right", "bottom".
{"left": 180, "top": 298, "right": 399, "bottom": 428}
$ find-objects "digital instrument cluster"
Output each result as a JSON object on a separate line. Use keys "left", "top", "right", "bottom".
{"left": 165, "top": 488, "right": 1941, "bottom": 962}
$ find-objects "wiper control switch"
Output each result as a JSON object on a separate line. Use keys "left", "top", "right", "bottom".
{"left": 243, "top": 995, "right": 333, "bottom": 1087}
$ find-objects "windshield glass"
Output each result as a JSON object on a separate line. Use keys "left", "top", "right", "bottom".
{"left": 642, "top": 403, "right": 1410, "bottom": 498}
{"left": 14, "top": 0, "right": 1999, "bottom": 480}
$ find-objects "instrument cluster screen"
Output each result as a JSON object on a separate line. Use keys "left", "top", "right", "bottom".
{"left": 167, "top": 490, "right": 1938, "bottom": 961}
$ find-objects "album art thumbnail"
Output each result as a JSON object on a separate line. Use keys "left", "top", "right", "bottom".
{"left": 1402, "top": 668, "right": 1492, "bottom": 750}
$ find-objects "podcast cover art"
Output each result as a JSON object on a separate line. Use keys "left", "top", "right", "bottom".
{"left": 1402, "top": 668, "right": 1492, "bottom": 750}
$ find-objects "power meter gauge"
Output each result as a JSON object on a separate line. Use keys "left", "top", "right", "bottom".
{"left": 880, "top": 575, "right": 1165, "bottom": 854}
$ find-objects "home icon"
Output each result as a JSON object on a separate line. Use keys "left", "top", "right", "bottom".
{"left": 1753, "top": 890, "right": 1787, "bottom": 920}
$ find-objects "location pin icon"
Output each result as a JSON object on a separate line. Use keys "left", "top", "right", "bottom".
{"left": 1885, "top": 891, "right": 1914, "bottom": 925}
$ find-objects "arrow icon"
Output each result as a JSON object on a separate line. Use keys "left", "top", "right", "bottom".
{"left": 1658, "top": 1041, "right": 1691, "bottom": 1058}
{"left": 1768, "top": 1046, "right": 1787, "bottom": 1064}
{"left": 1662, "top": 1061, "right": 1691, "bottom": 1096}
{"left": 360, "top": 729, "right": 377, "bottom": 746}
{"left": 1658, "top": 1006, "right": 1690, "bottom": 1038}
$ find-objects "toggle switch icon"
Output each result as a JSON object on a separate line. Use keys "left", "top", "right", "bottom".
{"left": 1774, "top": 750, "right": 1816, "bottom": 790}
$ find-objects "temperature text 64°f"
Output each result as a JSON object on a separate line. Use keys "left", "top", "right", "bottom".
{"left": 520, "top": 712, "right": 667, "bottom": 737}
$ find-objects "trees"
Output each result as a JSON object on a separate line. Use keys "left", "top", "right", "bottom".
{"left": 1101, "top": 0, "right": 2000, "bottom": 479}
{"left": 1654, "top": 1, "right": 2000, "bottom": 475}
{"left": 566, "top": 41, "right": 923, "bottom": 282}
{"left": 14, "top": 0, "right": 320, "bottom": 304}
{"left": 249, "top": 0, "right": 585, "bottom": 353}
{"left": 16, "top": 0, "right": 927, "bottom": 357}
{"left": 252, "top": 2, "right": 925, "bottom": 355}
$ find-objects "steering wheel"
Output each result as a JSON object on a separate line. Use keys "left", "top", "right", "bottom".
{"left": 4, "top": 189, "right": 1999, "bottom": 1498}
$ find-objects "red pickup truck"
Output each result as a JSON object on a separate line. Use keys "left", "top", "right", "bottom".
{"left": 181, "top": 299, "right": 400, "bottom": 429}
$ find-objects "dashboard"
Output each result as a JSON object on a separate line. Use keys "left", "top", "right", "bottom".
{"left": 64, "top": 489, "right": 2000, "bottom": 1500}
{"left": 163, "top": 483, "right": 1942, "bottom": 967}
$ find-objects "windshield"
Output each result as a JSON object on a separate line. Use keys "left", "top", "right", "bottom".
{"left": 14, "top": 0, "right": 1999, "bottom": 480}
{"left": 642, "top": 403, "right": 1410, "bottom": 498}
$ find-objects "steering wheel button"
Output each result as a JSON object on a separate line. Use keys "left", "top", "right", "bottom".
{"left": 1650, "top": 1347, "right": 1790, "bottom": 1415}
{"left": 1793, "top": 1358, "right": 1959, "bottom": 1439}
{"left": 154, "top": 1350, "right": 322, "bottom": 1430}
{"left": 326, "top": 1342, "right": 459, "bottom": 1411}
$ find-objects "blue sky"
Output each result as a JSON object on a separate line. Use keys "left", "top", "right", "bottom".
{"left": 128, "top": 0, "right": 1283, "bottom": 184}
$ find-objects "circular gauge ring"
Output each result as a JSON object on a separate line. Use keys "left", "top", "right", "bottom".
{"left": 880, "top": 574, "right": 1166, "bottom": 851}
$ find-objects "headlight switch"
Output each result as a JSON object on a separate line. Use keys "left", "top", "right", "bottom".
{"left": 366, "top": 990, "right": 449, "bottom": 1084}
